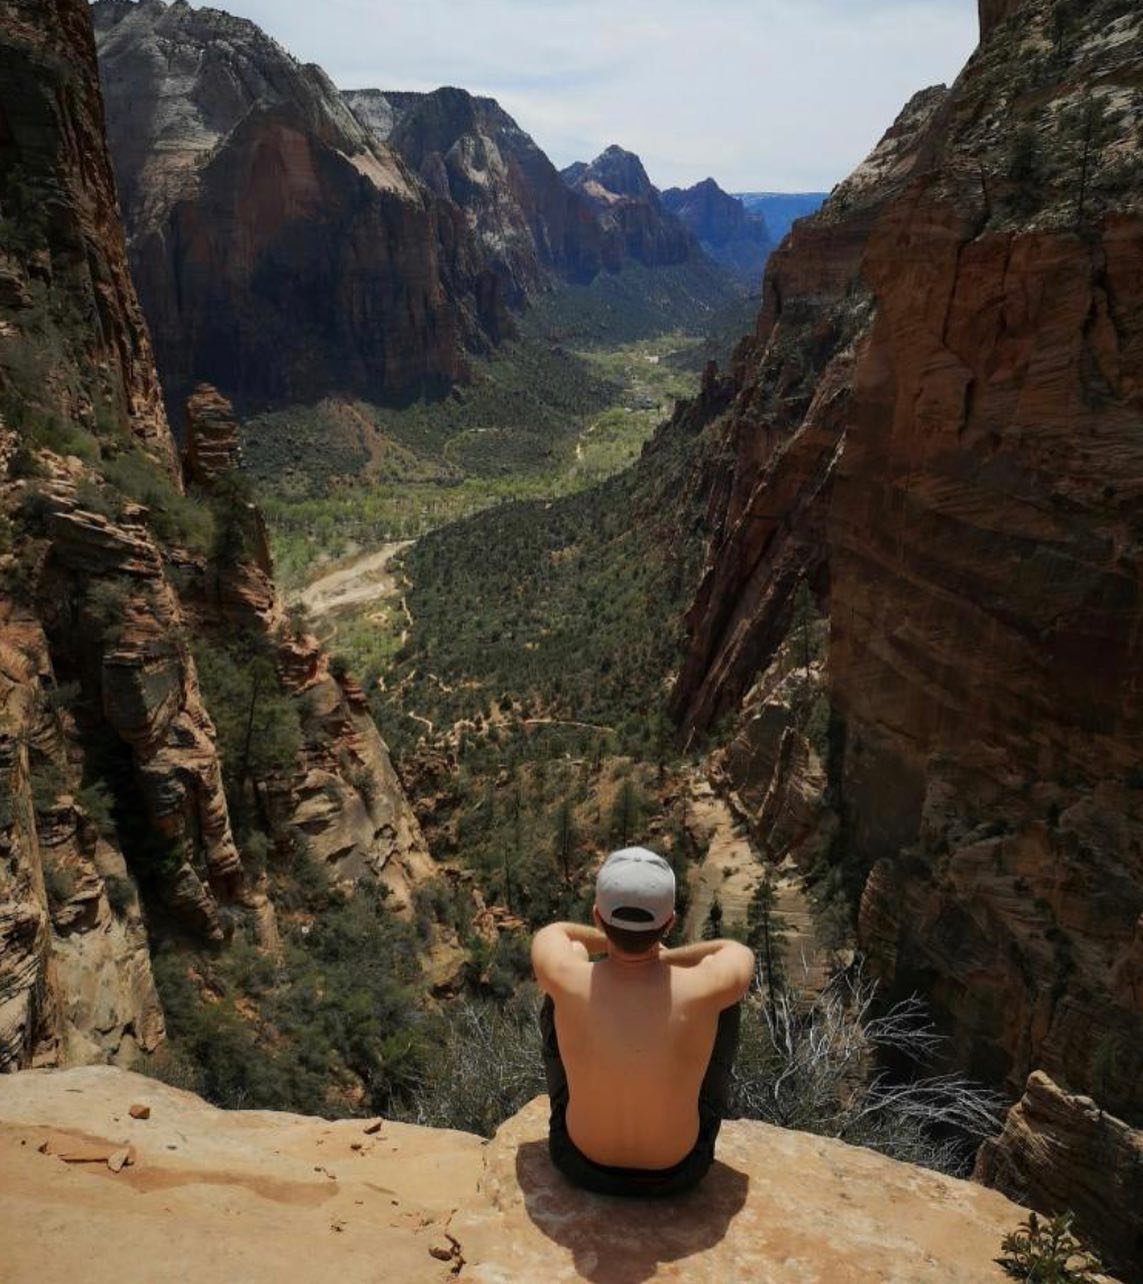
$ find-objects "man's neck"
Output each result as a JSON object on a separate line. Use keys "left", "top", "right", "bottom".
{"left": 605, "top": 944, "right": 664, "bottom": 968}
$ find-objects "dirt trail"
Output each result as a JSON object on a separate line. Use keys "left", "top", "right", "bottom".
{"left": 296, "top": 542, "right": 411, "bottom": 619}
{"left": 682, "top": 775, "right": 830, "bottom": 993}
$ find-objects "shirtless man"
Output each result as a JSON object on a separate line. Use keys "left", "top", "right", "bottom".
{"left": 531, "top": 846, "right": 754, "bottom": 1197}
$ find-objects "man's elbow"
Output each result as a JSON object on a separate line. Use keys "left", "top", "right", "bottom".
{"left": 730, "top": 942, "right": 755, "bottom": 995}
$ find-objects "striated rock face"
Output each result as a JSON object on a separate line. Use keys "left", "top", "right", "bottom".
{"left": 179, "top": 387, "right": 434, "bottom": 907}
{"left": 669, "top": 1, "right": 1143, "bottom": 1266}
{"left": 671, "top": 84, "right": 948, "bottom": 737}
{"left": 976, "top": 1072, "right": 1143, "bottom": 1274}
{"left": 0, "top": 1066, "right": 1031, "bottom": 1283}
{"left": 183, "top": 385, "right": 242, "bottom": 490}
{"left": 662, "top": 178, "right": 773, "bottom": 282}
{"left": 0, "top": 0, "right": 176, "bottom": 470}
{"left": 36, "top": 489, "right": 244, "bottom": 939}
{"left": 562, "top": 144, "right": 700, "bottom": 269}
{"left": 346, "top": 87, "right": 605, "bottom": 302}
{"left": 91, "top": 0, "right": 494, "bottom": 423}
{"left": 0, "top": 597, "right": 166, "bottom": 1072}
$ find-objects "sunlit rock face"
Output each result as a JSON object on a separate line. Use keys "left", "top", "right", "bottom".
{"left": 0, "top": 1068, "right": 1030, "bottom": 1283}
{"left": 668, "top": 1, "right": 1143, "bottom": 1269}
{"left": 346, "top": 87, "right": 608, "bottom": 302}
{"left": 562, "top": 145, "right": 700, "bottom": 270}
{"left": 91, "top": 0, "right": 497, "bottom": 424}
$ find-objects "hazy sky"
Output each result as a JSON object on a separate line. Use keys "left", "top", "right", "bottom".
{"left": 215, "top": 0, "right": 979, "bottom": 192}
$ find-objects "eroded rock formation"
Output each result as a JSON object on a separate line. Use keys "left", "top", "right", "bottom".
{"left": 1, "top": 0, "right": 435, "bottom": 1077}
{"left": 667, "top": 0, "right": 1143, "bottom": 1267}
{"left": 91, "top": 0, "right": 495, "bottom": 422}
{"left": 662, "top": 178, "right": 773, "bottom": 282}
{"left": 0, "top": 0, "right": 176, "bottom": 469}
{"left": 976, "top": 1072, "right": 1143, "bottom": 1273}
{"left": 346, "top": 87, "right": 607, "bottom": 302}
{"left": 0, "top": 1066, "right": 1032, "bottom": 1283}
{"left": 562, "top": 145, "right": 699, "bottom": 269}
{"left": 179, "top": 386, "right": 434, "bottom": 906}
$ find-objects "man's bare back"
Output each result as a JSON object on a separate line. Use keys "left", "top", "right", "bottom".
{"left": 533, "top": 921, "right": 754, "bottom": 1171}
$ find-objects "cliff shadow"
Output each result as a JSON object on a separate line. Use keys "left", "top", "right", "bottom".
{"left": 514, "top": 1141, "right": 749, "bottom": 1284}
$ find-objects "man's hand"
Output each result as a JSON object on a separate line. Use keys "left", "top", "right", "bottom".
{"left": 531, "top": 922, "right": 606, "bottom": 995}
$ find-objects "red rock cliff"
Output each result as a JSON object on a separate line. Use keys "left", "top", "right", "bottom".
{"left": 670, "top": 2, "right": 1143, "bottom": 1269}
{"left": 91, "top": 0, "right": 498, "bottom": 423}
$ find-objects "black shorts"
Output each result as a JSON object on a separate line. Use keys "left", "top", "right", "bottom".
{"left": 539, "top": 995, "right": 741, "bottom": 1198}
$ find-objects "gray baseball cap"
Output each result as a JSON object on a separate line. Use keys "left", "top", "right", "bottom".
{"left": 596, "top": 847, "right": 676, "bottom": 930}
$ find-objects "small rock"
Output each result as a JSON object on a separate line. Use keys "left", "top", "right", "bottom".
{"left": 428, "top": 1241, "right": 454, "bottom": 1263}
{"left": 362, "top": 1120, "right": 383, "bottom": 1136}
{"left": 107, "top": 1147, "right": 136, "bottom": 1173}
{"left": 350, "top": 1142, "right": 363, "bottom": 1152}
{"left": 129, "top": 1104, "right": 151, "bottom": 1121}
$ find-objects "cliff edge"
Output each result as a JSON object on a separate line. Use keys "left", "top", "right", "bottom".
{"left": 0, "top": 1065, "right": 1030, "bottom": 1283}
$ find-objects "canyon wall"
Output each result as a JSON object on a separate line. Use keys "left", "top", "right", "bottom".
{"left": 670, "top": 0, "right": 1143, "bottom": 1269}
{"left": 91, "top": 0, "right": 501, "bottom": 427}
{"left": 1, "top": 0, "right": 432, "bottom": 1075}
{"left": 346, "top": 87, "right": 608, "bottom": 301}
{"left": 661, "top": 178, "right": 773, "bottom": 283}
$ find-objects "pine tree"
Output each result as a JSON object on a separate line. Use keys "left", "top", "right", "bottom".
{"left": 610, "top": 779, "right": 641, "bottom": 848}
{"left": 702, "top": 896, "right": 724, "bottom": 941}
{"left": 553, "top": 799, "right": 576, "bottom": 887}
{"left": 747, "top": 876, "right": 789, "bottom": 1011}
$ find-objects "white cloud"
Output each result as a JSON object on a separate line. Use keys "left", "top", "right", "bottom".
{"left": 209, "top": 0, "right": 979, "bottom": 191}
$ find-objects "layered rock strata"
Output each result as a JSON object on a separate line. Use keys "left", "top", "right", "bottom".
{"left": 91, "top": 0, "right": 496, "bottom": 422}
{"left": 667, "top": 0, "right": 1143, "bottom": 1266}
{"left": 662, "top": 177, "right": 773, "bottom": 282}
{"left": 345, "top": 87, "right": 606, "bottom": 302}
{"left": 0, "top": 0, "right": 176, "bottom": 470}
{"left": 0, "top": 1066, "right": 1032, "bottom": 1283}
{"left": 1, "top": 0, "right": 435, "bottom": 1076}
{"left": 562, "top": 144, "right": 698, "bottom": 269}
{"left": 976, "top": 1072, "right": 1143, "bottom": 1275}
{"left": 180, "top": 387, "right": 433, "bottom": 906}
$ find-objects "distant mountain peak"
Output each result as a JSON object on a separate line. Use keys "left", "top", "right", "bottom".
{"left": 565, "top": 145, "right": 657, "bottom": 204}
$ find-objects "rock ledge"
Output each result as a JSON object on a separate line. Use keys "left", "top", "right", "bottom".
{"left": 0, "top": 1066, "right": 1030, "bottom": 1282}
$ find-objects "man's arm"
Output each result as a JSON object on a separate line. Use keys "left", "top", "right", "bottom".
{"left": 531, "top": 922, "right": 606, "bottom": 994}
{"left": 663, "top": 938, "right": 755, "bottom": 1008}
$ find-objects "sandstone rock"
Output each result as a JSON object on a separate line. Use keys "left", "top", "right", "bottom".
{"left": 351, "top": 87, "right": 607, "bottom": 302}
{"left": 0, "top": 604, "right": 164, "bottom": 1073}
{"left": 128, "top": 1104, "right": 149, "bottom": 1120}
{"left": 668, "top": 5, "right": 1143, "bottom": 1259}
{"left": 661, "top": 178, "right": 772, "bottom": 282}
{"left": 0, "top": 1066, "right": 1031, "bottom": 1283}
{"left": 0, "top": 0, "right": 177, "bottom": 471}
{"left": 563, "top": 145, "right": 699, "bottom": 270}
{"left": 91, "top": 1, "right": 492, "bottom": 419}
{"left": 183, "top": 385, "right": 243, "bottom": 490}
{"left": 975, "top": 1072, "right": 1143, "bottom": 1279}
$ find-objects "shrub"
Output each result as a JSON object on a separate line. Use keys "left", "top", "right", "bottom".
{"left": 42, "top": 855, "right": 76, "bottom": 908}
{"left": 29, "top": 757, "right": 67, "bottom": 816}
{"left": 104, "top": 874, "right": 136, "bottom": 917}
{"left": 347, "top": 764, "right": 378, "bottom": 809}
{"left": 731, "top": 961, "right": 1005, "bottom": 1175}
{"left": 399, "top": 994, "right": 546, "bottom": 1137}
{"left": 101, "top": 448, "right": 214, "bottom": 550}
{"left": 76, "top": 780, "right": 117, "bottom": 839}
{"left": 84, "top": 578, "right": 134, "bottom": 646}
{"left": 997, "top": 1211, "right": 1102, "bottom": 1282}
